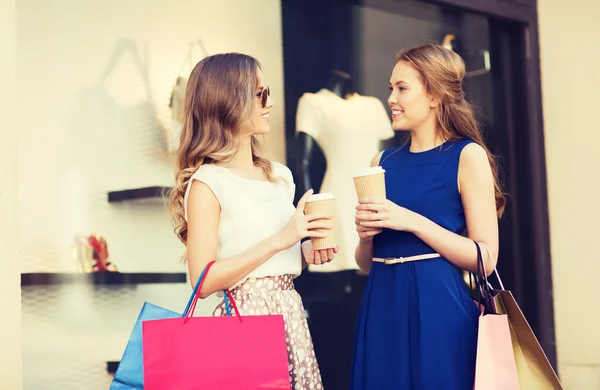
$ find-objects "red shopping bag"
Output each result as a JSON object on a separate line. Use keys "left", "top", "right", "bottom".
{"left": 142, "top": 262, "right": 291, "bottom": 390}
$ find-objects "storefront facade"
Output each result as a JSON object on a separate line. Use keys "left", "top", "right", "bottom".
{"left": 1, "top": 0, "right": 599, "bottom": 389}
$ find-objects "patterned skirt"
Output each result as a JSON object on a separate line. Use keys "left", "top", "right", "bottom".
{"left": 213, "top": 275, "right": 323, "bottom": 390}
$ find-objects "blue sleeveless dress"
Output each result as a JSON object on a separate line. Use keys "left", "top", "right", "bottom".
{"left": 350, "top": 139, "right": 480, "bottom": 390}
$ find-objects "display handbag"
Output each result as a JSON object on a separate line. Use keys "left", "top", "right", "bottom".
{"left": 142, "top": 261, "right": 291, "bottom": 390}
{"left": 472, "top": 242, "right": 564, "bottom": 390}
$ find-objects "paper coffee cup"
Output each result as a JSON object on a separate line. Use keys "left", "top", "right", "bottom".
{"left": 353, "top": 166, "right": 386, "bottom": 199}
{"left": 304, "top": 193, "right": 336, "bottom": 250}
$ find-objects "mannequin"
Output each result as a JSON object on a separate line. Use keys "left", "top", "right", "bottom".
{"left": 298, "top": 70, "right": 354, "bottom": 191}
{"left": 295, "top": 71, "right": 394, "bottom": 273}
{"left": 325, "top": 69, "right": 355, "bottom": 98}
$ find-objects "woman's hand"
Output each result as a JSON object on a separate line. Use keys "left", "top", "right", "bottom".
{"left": 273, "top": 189, "right": 333, "bottom": 250}
{"left": 301, "top": 240, "right": 338, "bottom": 265}
{"left": 355, "top": 209, "right": 383, "bottom": 241}
{"left": 355, "top": 197, "right": 420, "bottom": 233}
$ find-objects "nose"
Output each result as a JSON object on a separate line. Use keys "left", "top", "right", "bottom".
{"left": 266, "top": 93, "right": 274, "bottom": 109}
{"left": 387, "top": 90, "right": 397, "bottom": 107}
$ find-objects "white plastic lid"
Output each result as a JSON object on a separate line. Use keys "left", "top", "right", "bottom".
{"left": 306, "top": 192, "right": 335, "bottom": 202}
{"left": 352, "top": 166, "right": 385, "bottom": 178}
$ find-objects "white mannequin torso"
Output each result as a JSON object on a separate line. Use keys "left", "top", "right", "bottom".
{"left": 296, "top": 89, "right": 394, "bottom": 272}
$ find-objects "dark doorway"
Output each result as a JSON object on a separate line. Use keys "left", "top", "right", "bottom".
{"left": 282, "top": 1, "right": 554, "bottom": 388}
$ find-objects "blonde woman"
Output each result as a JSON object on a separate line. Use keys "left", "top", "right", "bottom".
{"left": 169, "top": 53, "right": 336, "bottom": 389}
{"left": 351, "top": 44, "right": 505, "bottom": 389}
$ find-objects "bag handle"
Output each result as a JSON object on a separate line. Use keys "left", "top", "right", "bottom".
{"left": 182, "top": 261, "right": 242, "bottom": 323}
{"left": 223, "top": 289, "right": 242, "bottom": 320}
{"left": 477, "top": 241, "right": 505, "bottom": 290}
{"left": 475, "top": 242, "right": 491, "bottom": 297}
{"left": 182, "top": 261, "right": 214, "bottom": 316}
{"left": 472, "top": 240, "right": 510, "bottom": 314}
{"left": 474, "top": 241, "right": 502, "bottom": 314}
{"left": 472, "top": 241, "right": 505, "bottom": 291}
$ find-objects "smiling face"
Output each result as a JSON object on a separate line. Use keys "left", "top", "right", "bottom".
{"left": 387, "top": 60, "right": 439, "bottom": 132}
{"left": 240, "top": 67, "right": 273, "bottom": 136}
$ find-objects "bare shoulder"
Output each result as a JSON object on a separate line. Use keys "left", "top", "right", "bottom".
{"left": 458, "top": 142, "right": 493, "bottom": 192}
{"left": 459, "top": 142, "right": 491, "bottom": 172}
{"left": 188, "top": 179, "right": 219, "bottom": 207}
{"left": 371, "top": 151, "right": 385, "bottom": 167}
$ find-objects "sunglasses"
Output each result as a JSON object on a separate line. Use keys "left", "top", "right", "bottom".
{"left": 256, "top": 86, "right": 270, "bottom": 108}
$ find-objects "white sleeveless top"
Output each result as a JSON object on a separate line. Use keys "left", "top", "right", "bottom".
{"left": 183, "top": 162, "right": 302, "bottom": 286}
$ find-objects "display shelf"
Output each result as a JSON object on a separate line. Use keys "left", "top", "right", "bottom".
{"left": 21, "top": 272, "right": 187, "bottom": 286}
{"left": 107, "top": 186, "right": 172, "bottom": 203}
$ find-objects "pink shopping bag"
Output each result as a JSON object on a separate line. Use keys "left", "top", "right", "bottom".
{"left": 472, "top": 242, "right": 519, "bottom": 389}
{"left": 142, "top": 261, "right": 291, "bottom": 390}
{"left": 474, "top": 304, "right": 519, "bottom": 389}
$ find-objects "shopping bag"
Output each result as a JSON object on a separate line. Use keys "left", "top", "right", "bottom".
{"left": 493, "top": 291, "right": 563, "bottom": 389}
{"left": 472, "top": 241, "right": 563, "bottom": 390}
{"left": 474, "top": 309, "right": 519, "bottom": 389}
{"left": 110, "top": 303, "right": 180, "bottom": 389}
{"left": 109, "top": 262, "right": 219, "bottom": 389}
{"left": 472, "top": 242, "right": 519, "bottom": 390}
{"left": 142, "top": 262, "right": 291, "bottom": 390}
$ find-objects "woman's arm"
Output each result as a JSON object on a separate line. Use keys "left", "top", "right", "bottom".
{"left": 355, "top": 238, "right": 376, "bottom": 274}
{"left": 186, "top": 182, "right": 331, "bottom": 298}
{"left": 415, "top": 143, "right": 499, "bottom": 273}
{"left": 356, "top": 143, "right": 499, "bottom": 275}
{"left": 354, "top": 151, "right": 385, "bottom": 273}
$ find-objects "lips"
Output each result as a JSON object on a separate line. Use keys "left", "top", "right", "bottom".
{"left": 261, "top": 111, "right": 270, "bottom": 121}
{"left": 391, "top": 109, "right": 404, "bottom": 119}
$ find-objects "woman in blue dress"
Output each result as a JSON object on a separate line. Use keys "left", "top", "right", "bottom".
{"left": 350, "top": 44, "right": 506, "bottom": 389}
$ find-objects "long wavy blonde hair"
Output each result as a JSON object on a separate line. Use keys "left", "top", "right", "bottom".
{"left": 397, "top": 44, "right": 506, "bottom": 217}
{"left": 169, "top": 53, "right": 274, "bottom": 246}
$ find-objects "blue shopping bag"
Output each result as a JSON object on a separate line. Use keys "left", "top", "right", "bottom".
{"left": 109, "top": 263, "right": 217, "bottom": 389}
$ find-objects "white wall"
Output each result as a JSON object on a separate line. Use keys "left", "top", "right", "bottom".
{"left": 17, "top": 0, "right": 285, "bottom": 274}
{"left": 538, "top": 0, "right": 600, "bottom": 388}
{"left": 0, "top": 1, "right": 23, "bottom": 388}
{"left": 16, "top": 0, "right": 285, "bottom": 388}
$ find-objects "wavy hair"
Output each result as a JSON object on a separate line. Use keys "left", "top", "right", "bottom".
{"left": 397, "top": 44, "right": 506, "bottom": 217}
{"left": 168, "top": 53, "right": 274, "bottom": 246}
